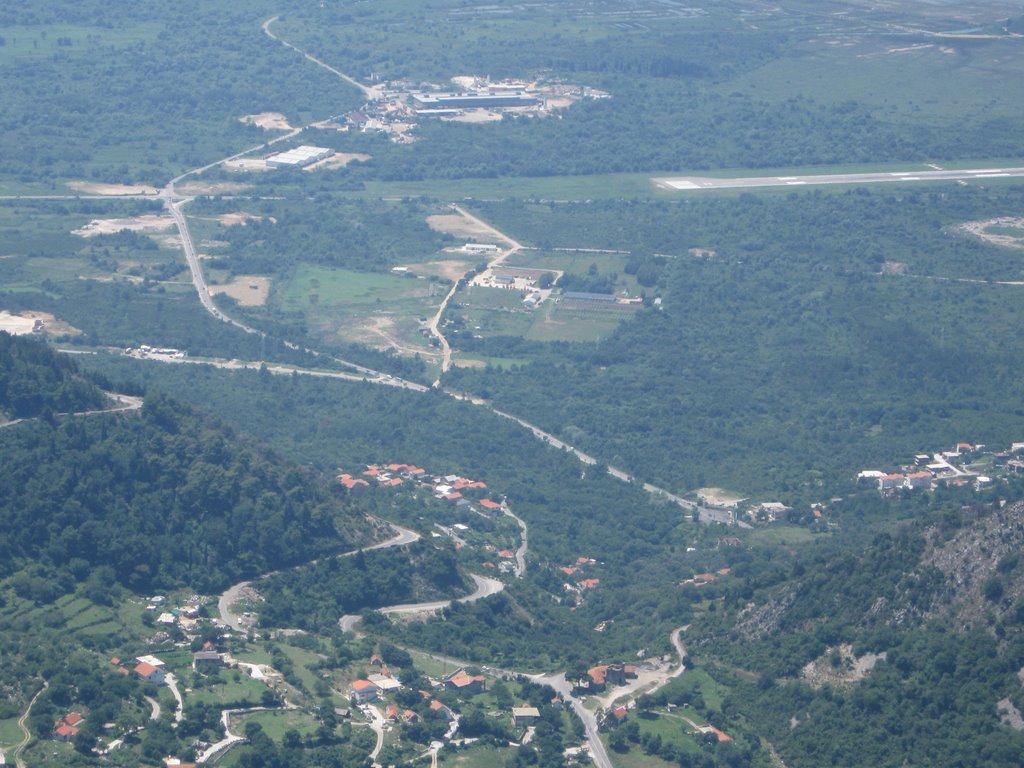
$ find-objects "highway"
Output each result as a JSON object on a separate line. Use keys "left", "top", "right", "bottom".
{"left": 654, "top": 166, "right": 1024, "bottom": 191}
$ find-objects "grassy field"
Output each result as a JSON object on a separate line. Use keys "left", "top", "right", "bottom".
{"left": 0, "top": 716, "right": 24, "bottom": 749}
{"left": 442, "top": 744, "right": 520, "bottom": 768}
{"left": 234, "top": 709, "right": 320, "bottom": 741}
{"left": 271, "top": 264, "right": 443, "bottom": 358}
{"left": 189, "top": 675, "right": 270, "bottom": 707}
{"left": 746, "top": 525, "right": 822, "bottom": 547}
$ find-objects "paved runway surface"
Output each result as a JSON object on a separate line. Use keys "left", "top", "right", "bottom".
{"left": 654, "top": 167, "right": 1024, "bottom": 191}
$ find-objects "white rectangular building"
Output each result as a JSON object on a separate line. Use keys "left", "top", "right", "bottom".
{"left": 266, "top": 145, "right": 334, "bottom": 168}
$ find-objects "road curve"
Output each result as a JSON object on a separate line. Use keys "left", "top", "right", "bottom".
{"left": 340, "top": 573, "right": 505, "bottom": 633}
{"left": 218, "top": 522, "right": 421, "bottom": 632}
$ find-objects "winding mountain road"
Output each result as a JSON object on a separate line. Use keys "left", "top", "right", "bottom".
{"left": 218, "top": 522, "right": 421, "bottom": 632}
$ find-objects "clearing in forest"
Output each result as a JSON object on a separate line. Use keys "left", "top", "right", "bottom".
{"left": 238, "top": 112, "right": 293, "bottom": 131}
{"left": 209, "top": 276, "right": 272, "bottom": 307}
{"left": 72, "top": 214, "right": 175, "bottom": 237}
{"left": 958, "top": 217, "right": 1024, "bottom": 249}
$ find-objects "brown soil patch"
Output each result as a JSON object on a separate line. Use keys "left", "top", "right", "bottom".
{"left": 67, "top": 181, "right": 160, "bottom": 196}
{"left": 0, "top": 310, "right": 81, "bottom": 336}
{"left": 73, "top": 214, "right": 176, "bottom": 238}
{"left": 404, "top": 260, "right": 474, "bottom": 281}
{"left": 209, "top": 276, "right": 272, "bottom": 307}
{"left": 303, "top": 153, "right": 372, "bottom": 171}
{"left": 958, "top": 217, "right": 1024, "bottom": 249}
{"left": 426, "top": 214, "right": 495, "bottom": 241}
{"left": 224, "top": 158, "right": 271, "bottom": 172}
{"left": 881, "top": 260, "right": 908, "bottom": 275}
{"left": 239, "top": 112, "right": 292, "bottom": 131}
{"left": 175, "top": 181, "right": 251, "bottom": 196}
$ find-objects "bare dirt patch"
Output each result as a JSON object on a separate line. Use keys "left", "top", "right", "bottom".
{"left": 215, "top": 212, "right": 263, "bottom": 227}
{"left": 881, "top": 260, "right": 908, "bottom": 275}
{"left": 0, "top": 310, "right": 81, "bottom": 336}
{"left": 958, "top": 217, "right": 1024, "bottom": 249}
{"left": 801, "top": 644, "right": 887, "bottom": 689}
{"left": 696, "top": 487, "right": 746, "bottom": 508}
{"left": 688, "top": 247, "right": 718, "bottom": 259}
{"left": 404, "top": 260, "right": 474, "bottom": 281}
{"left": 72, "top": 214, "right": 176, "bottom": 238}
{"left": 303, "top": 152, "right": 372, "bottom": 171}
{"left": 238, "top": 112, "right": 292, "bottom": 131}
{"left": 426, "top": 214, "right": 495, "bottom": 241}
{"left": 175, "top": 181, "right": 251, "bottom": 196}
{"left": 209, "top": 276, "right": 272, "bottom": 307}
{"left": 67, "top": 181, "right": 160, "bottom": 196}
{"left": 224, "top": 158, "right": 271, "bottom": 173}
{"left": 443, "top": 110, "right": 503, "bottom": 124}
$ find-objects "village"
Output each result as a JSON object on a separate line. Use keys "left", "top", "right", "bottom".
{"left": 858, "top": 439, "right": 1024, "bottom": 496}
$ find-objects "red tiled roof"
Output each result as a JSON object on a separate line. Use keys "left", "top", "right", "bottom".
{"left": 612, "top": 706, "right": 628, "bottom": 719}
{"left": 448, "top": 671, "right": 485, "bottom": 688}
{"left": 135, "top": 662, "right": 159, "bottom": 677}
{"left": 54, "top": 724, "right": 79, "bottom": 738}
{"left": 351, "top": 679, "right": 378, "bottom": 691}
{"left": 560, "top": 566, "right": 577, "bottom": 575}
{"left": 63, "top": 712, "right": 85, "bottom": 727}
{"left": 577, "top": 578, "right": 600, "bottom": 589}
{"left": 110, "top": 657, "right": 121, "bottom": 665}
{"left": 444, "top": 491, "right": 462, "bottom": 500}
{"left": 479, "top": 499, "right": 501, "bottom": 510}
{"left": 497, "top": 549, "right": 514, "bottom": 558}
{"left": 430, "top": 700, "right": 447, "bottom": 711}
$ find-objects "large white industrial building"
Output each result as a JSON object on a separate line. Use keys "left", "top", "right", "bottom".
{"left": 266, "top": 145, "right": 334, "bottom": 168}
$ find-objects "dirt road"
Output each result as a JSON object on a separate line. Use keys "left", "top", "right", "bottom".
{"left": 426, "top": 205, "right": 525, "bottom": 384}
{"left": 13, "top": 682, "right": 47, "bottom": 768}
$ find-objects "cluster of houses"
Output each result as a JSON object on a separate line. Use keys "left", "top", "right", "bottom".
{"left": 859, "top": 441, "right": 1024, "bottom": 496}
{"left": 559, "top": 556, "right": 601, "bottom": 599}
{"left": 337, "top": 463, "right": 505, "bottom": 514}
{"left": 53, "top": 711, "right": 85, "bottom": 743}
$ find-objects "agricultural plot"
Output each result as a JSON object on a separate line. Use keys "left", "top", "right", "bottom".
{"left": 271, "top": 264, "right": 444, "bottom": 358}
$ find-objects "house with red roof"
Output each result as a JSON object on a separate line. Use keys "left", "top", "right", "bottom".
{"left": 478, "top": 498, "right": 502, "bottom": 513}
{"left": 430, "top": 700, "right": 454, "bottom": 721}
{"left": 577, "top": 578, "right": 600, "bottom": 590}
{"left": 53, "top": 723, "right": 79, "bottom": 742}
{"left": 134, "top": 661, "right": 166, "bottom": 685}
{"left": 62, "top": 712, "right": 85, "bottom": 728}
{"left": 445, "top": 670, "right": 486, "bottom": 694}
{"left": 349, "top": 679, "right": 380, "bottom": 704}
{"left": 385, "top": 703, "right": 399, "bottom": 721}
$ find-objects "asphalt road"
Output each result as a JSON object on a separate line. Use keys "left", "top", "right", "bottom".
{"left": 655, "top": 166, "right": 1024, "bottom": 191}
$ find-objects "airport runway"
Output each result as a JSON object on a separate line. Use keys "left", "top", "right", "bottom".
{"left": 654, "top": 166, "right": 1024, "bottom": 191}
